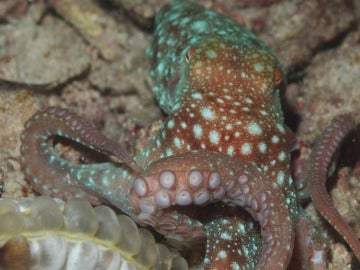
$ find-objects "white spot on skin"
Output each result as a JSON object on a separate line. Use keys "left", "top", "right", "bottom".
{"left": 216, "top": 98, "right": 224, "bottom": 104}
{"left": 271, "top": 135, "right": 280, "bottom": 144}
{"left": 173, "top": 137, "right": 182, "bottom": 149}
{"left": 247, "top": 122, "right": 262, "bottom": 135}
{"left": 191, "top": 20, "right": 208, "bottom": 32}
{"left": 157, "top": 62, "right": 165, "bottom": 73}
{"left": 218, "top": 250, "right": 227, "bottom": 259}
{"left": 231, "top": 262, "right": 240, "bottom": 270}
{"left": 258, "top": 142, "right": 267, "bottom": 153}
{"left": 244, "top": 98, "right": 253, "bottom": 104}
{"left": 209, "top": 130, "right": 220, "bottom": 144}
{"left": 192, "top": 92, "right": 202, "bottom": 99}
{"left": 200, "top": 107, "right": 216, "bottom": 120}
{"left": 195, "top": 60, "right": 203, "bottom": 67}
{"left": 180, "top": 122, "right": 187, "bottom": 129}
{"left": 241, "top": 143, "right": 252, "bottom": 155}
{"left": 288, "top": 177, "right": 293, "bottom": 185}
{"left": 193, "top": 124, "right": 203, "bottom": 138}
{"left": 206, "top": 49, "right": 217, "bottom": 58}
{"left": 277, "top": 171, "right": 285, "bottom": 186}
{"left": 237, "top": 223, "right": 245, "bottom": 233}
{"left": 227, "top": 146, "right": 234, "bottom": 155}
{"left": 261, "top": 83, "right": 268, "bottom": 93}
{"left": 278, "top": 151, "right": 286, "bottom": 161}
{"left": 254, "top": 63, "right": 264, "bottom": 72}
{"left": 286, "top": 197, "right": 291, "bottom": 205}
{"left": 167, "top": 120, "right": 174, "bottom": 129}
{"left": 277, "top": 123, "right": 286, "bottom": 134}
{"left": 165, "top": 148, "right": 173, "bottom": 157}
{"left": 220, "top": 232, "right": 232, "bottom": 240}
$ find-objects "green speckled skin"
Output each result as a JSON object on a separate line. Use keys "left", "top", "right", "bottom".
{"left": 148, "top": 0, "right": 275, "bottom": 114}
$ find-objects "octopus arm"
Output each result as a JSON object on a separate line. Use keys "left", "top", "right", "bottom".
{"left": 131, "top": 150, "right": 294, "bottom": 269}
{"left": 310, "top": 114, "right": 360, "bottom": 262}
{"left": 20, "top": 107, "right": 137, "bottom": 215}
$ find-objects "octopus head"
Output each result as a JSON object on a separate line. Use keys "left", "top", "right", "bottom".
{"left": 182, "top": 36, "right": 284, "bottom": 102}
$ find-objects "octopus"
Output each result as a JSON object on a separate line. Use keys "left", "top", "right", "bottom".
{"left": 12, "top": 0, "right": 360, "bottom": 269}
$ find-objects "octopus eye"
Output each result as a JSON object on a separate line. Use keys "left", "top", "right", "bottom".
{"left": 185, "top": 47, "right": 196, "bottom": 63}
{"left": 274, "top": 67, "right": 283, "bottom": 87}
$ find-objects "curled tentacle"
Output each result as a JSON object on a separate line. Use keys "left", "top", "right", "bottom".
{"left": 21, "top": 107, "right": 140, "bottom": 170}
{"left": 309, "top": 114, "right": 360, "bottom": 261}
{"left": 20, "top": 107, "right": 138, "bottom": 215}
{"left": 131, "top": 150, "right": 294, "bottom": 270}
